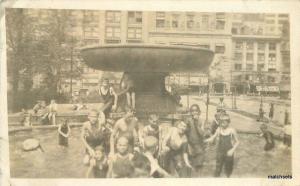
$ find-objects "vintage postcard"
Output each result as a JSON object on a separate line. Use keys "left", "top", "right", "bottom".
{"left": 0, "top": 0, "right": 300, "bottom": 186}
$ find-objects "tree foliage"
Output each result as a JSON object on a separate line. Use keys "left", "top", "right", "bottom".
{"left": 6, "top": 9, "right": 82, "bottom": 111}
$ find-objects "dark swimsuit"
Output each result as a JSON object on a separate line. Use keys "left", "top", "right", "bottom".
{"left": 263, "top": 131, "right": 275, "bottom": 151}
{"left": 58, "top": 124, "right": 69, "bottom": 147}
{"left": 99, "top": 87, "right": 114, "bottom": 118}
{"left": 93, "top": 158, "right": 108, "bottom": 178}
{"left": 215, "top": 132, "right": 234, "bottom": 177}
{"left": 85, "top": 123, "right": 107, "bottom": 153}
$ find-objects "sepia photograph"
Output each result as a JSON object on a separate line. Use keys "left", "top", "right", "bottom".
{"left": 2, "top": 6, "right": 294, "bottom": 180}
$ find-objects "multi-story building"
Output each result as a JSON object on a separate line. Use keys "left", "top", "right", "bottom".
{"left": 22, "top": 9, "right": 290, "bottom": 96}
{"left": 230, "top": 13, "right": 289, "bottom": 95}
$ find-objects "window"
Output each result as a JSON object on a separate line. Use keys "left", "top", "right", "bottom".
{"left": 127, "top": 27, "right": 142, "bottom": 39}
{"left": 186, "top": 14, "right": 195, "bottom": 29}
{"left": 235, "top": 64, "right": 242, "bottom": 70}
{"left": 258, "top": 42, "right": 265, "bottom": 51}
{"left": 105, "top": 26, "right": 121, "bottom": 39}
{"left": 156, "top": 12, "right": 165, "bottom": 28}
{"left": 268, "top": 53, "right": 276, "bottom": 70}
{"left": 84, "top": 26, "right": 99, "bottom": 38}
{"left": 258, "top": 53, "right": 265, "bottom": 62}
{"left": 258, "top": 64, "right": 265, "bottom": 71}
{"left": 268, "top": 76, "right": 276, "bottom": 83}
{"left": 266, "top": 20, "right": 275, "bottom": 24}
{"left": 235, "top": 42, "right": 243, "bottom": 50}
{"left": 246, "top": 42, "right": 254, "bottom": 50}
{"left": 246, "top": 53, "right": 253, "bottom": 61}
{"left": 172, "top": 14, "right": 179, "bottom": 28}
{"left": 279, "top": 14, "right": 288, "bottom": 18}
{"left": 234, "top": 52, "right": 243, "bottom": 61}
{"left": 246, "top": 64, "right": 253, "bottom": 71}
{"left": 216, "top": 20, "right": 225, "bottom": 30}
{"left": 269, "top": 43, "right": 276, "bottom": 51}
{"left": 106, "top": 11, "right": 121, "bottom": 23}
{"left": 202, "top": 15, "right": 209, "bottom": 30}
{"left": 199, "top": 44, "right": 210, "bottom": 49}
{"left": 128, "top": 11, "right": 142, "bottom": 24}
{"left": 84, "top": 11, "right": 99, "bottom": 23}
{"left": 215, "top": 44, "right": 225, "bottom": 54}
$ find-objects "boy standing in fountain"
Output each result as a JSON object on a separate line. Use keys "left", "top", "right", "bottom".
{"left": 184, "top": 104, "right": 208, "bottom": 177}
{"left": 81, "top": 110, "right": 110, "bottom": 165}
{"left": 98, "top": 78, "right": 118, "bottom": 118}
{"left": 205, "top": 114, "right": 239, "bottom": 177}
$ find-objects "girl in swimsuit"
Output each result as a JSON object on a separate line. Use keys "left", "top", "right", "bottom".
{"left": 205, "top": 114, "right": 239, "bottom": 177}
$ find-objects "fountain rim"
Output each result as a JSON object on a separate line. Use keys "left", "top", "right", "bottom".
{"left": 80, "top": 44, "right": 215, "bottom": 54}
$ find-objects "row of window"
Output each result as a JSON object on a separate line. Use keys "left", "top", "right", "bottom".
{"left": 155, "top": 12, "right": 225, "bottom": 30}
{"left": 234, "top": 63, "right": 276, "bottom": 71}
{"left": 106, "top": 11, "right": 143, "bottom": 24}
{"left": 235, "top": 42, "right": 277, "bottom": 51}
{"left": 234, "top": 52, "right": 277, "bottom": 62}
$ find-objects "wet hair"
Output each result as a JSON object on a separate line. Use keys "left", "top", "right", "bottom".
{"left": 132, "top": 153, "right": 151, "bottom": 175}
{"left": 148, "top": 113, "right": 159, "bottom": 120}
{"left": 117, "top": 136, "right": 129, "bottom": 145}
{"left": 219, "top": 113, "right": 230, "bottom": 122}
{"left": 94, "top": 145, "right": 104, "bottom": 152}
{"left": 88, "top": 109, "right": 99, "bottom": 117}
{"left": 190, "top": 104, "right": 200, "bottom": 112}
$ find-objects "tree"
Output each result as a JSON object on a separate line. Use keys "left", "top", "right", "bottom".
{"left": 6, "top": 8, "right": 38, "bottom": 111}
{"left": 6, "top": 9, "right": 83, "bottom": 111}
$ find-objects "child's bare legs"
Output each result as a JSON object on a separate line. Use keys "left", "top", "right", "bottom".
{"left": 131, "top": 92, "right": 135, "bottom": 110}
{"left": 126, "top": 92, "right": 132, "bottom": 109}
{"left": 52, "top": 114, "right": 56, "bottom": 125}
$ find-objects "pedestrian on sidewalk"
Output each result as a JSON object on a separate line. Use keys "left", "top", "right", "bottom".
{"left": 282, "top": 122, "right": 291, "bottom": 149}
{"left": 269, "top": 103, "right": 274, "bottom": 122}
{"left": 257, "top": 103, "right": 265, "bottom": 122}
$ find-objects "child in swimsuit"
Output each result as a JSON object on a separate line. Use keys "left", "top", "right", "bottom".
{"left": 86, "top": 145, "right": 108, "bottom": 178}
{"left": 259, "top": 123, "right": 275, "bottom": 151}
{"left": 81, "top": 110, "right": 109, "bottom": 165}
{"left": 58, "top": 119, "right": 71, "bottom": 148}
{"left": 121, "top": 72, "right": 136, "bottom": 111}
{"left": 140, "top": 113, "right": 161, "bottom": 151}
{"left": 162, "top": 121, "right": 189, "bottom": 177}
{"left": 205, "top": 114, "right": 239, "bottom": 177}
{"left": 108, "top": 136, "right": 134, "bottom": 178}
{"left": 131, "top": 152, "right": 152, "bottom": 178}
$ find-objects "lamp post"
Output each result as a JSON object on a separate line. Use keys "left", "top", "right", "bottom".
{"left": 205, "top": 72, "right": 210, "bottom": 124}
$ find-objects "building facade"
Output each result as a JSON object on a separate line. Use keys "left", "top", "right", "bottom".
{"left": 24, "top": 10, "right": 290, "bottom": 95}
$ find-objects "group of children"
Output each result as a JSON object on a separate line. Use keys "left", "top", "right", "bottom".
{"left": 54, "top": 97, "right": 291, "bottom": 178}
{"left": 58, "top": 103, "right": 240, "bottom": 178}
